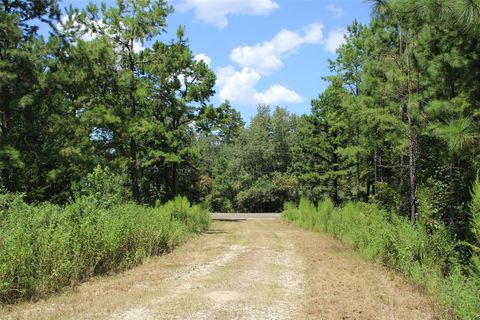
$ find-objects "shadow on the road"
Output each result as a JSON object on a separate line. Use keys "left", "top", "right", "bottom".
{"left": 211, "top": 218, "right": 246, "bottom": 222}
{"left": 205, "top": 229, "right": 228, "bottom": 234}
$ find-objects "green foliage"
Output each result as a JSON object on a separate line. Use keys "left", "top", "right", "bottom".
{"left": 72, "top": 166, "right": 130, "bottom": 207}
{"left": 162, "top": 196, "right": 211, "bottom": 233}
{"left": 235, "top": 174, "right": 298, "bottom": 213}
{"left": 416, "top": 179, "right": 450, "bottom": 226}
{"left": 0, "top": 195, "right": 210, "bottom": 303}
{"left": 292, "top": 77, "right": 351, "bottom": 204}
{"left": 371, "top": 181, "right": 400, "bottom": 211}
{"left": 432, "top": 118, "right": 477, "bottom": 154}
{"left": 200, "top": 106, "right": 298, "bottom": 212}
{"left": 470, "top": 176, "right": 480, "bottom": 247}
{"left": 442, "top": 267, "right": 480, "bottom": 320}
{"left": 283, "top": 199, "right": 480, "bottom": 319}
{"left": 1, "top": 0, "right": 221, "bottom": 205}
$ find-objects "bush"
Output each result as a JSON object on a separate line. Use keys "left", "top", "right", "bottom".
{"left": 71, "top": 166, "right": 130, "bottom": 208}
{"left": 0, "top": 194, "right": 210, "bottom": 303}
{"left": 283, "top": 198, "right": 480, "bottom": 319}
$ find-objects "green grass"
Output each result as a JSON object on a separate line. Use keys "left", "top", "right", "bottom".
{"left": 283, "top": 199, "right": 480, "bottom": 319}
{"left": 0, "top": 195, "right": 210, "bottom": 303}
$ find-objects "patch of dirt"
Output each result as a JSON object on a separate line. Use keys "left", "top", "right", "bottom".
{"left": 111, "top": 307, "right": 153, "bottom": 320}
{"left": 0, "top": 219, "right": 441, "bottom": 319}
{"left": 205, "top": 290, "right": 241, "bottom": 303}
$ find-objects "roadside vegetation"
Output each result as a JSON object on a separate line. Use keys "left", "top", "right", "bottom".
{"left": 283, "top": 193, "right": 480, "bottom": 319}
{"left": 0, "top": 167, "right": 210, "bottom": 303}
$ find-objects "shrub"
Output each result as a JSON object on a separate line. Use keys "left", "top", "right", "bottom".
{"left": 0, "top": 195, "right": 210, "bottom": 303}
{"left": 71, "top": 165, "right": 130, "bottom": 207}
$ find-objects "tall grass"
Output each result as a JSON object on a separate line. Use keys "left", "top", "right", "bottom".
{"left": 283, "top": 199, "right": 480, "bottom": 319}
{"left": 0, "top": 194, "right": 210, "bottom": 303}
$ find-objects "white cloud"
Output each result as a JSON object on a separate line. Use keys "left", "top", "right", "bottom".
{"left": 254, "top": 85, "right": 302, "bottom": 105}
{"left": 216, "top": 66, "right": 302, "bottom": 106}
{"left": 229, "top": 23, "right": 323, "bottom": 75}
{"left": 214, "top": 23, "right": 328, "bottom": 107}
{"left": 326, "top": 4, "right": 344, "bottom": 17}
{"left": 177, "top": 0, "right": 279, "bottom": 29}
{"left": 302, "top": 23, "right": 324, "bottom": 44}
{"left": 217, "top": 66, "right": 261, "bottom": 106}
{"left": 194, "top": 53, "right": 212, "bottom": 66}
{"left": 325, "top": 28, "right": 346, "bottom": 53}
{"left": 132, "top": 41, "right": 145, "bottom": 53}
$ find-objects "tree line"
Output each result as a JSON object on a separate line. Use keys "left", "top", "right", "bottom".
{"left": 309, "top": 0, "right": 480, "bottom": 232}
{"left": 0, "top": 0, "right": 237, "bottom": 205}
{"left": 2, "top": 0, "right": 480, "bottom": 229}
{"left": 201, "top": 0, "right": 480, "bottom": 227}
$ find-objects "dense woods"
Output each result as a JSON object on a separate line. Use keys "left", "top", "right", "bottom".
{"left": 1, "top": 0, "right": 480, "bottom": 317}
{"left": 1, "top": 0, "right": 222, "bottom": 204}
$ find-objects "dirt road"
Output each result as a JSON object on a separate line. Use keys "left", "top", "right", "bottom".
{"left": 0, "top": 218, "right": 440, "bottom": 319}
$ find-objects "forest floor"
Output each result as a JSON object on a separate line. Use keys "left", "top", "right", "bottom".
{"left": 0, "top": 216, "right": 441, "bottom": 319}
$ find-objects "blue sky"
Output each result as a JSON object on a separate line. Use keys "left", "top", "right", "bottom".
{"left": 59, "top": 0, "right": 371, "bottom": 121}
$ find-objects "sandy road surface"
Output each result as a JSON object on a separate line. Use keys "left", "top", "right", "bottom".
{"left": 0, "top": 218, "right": 440, "bottom": 320}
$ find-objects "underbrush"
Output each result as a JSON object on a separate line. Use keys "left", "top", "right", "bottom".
{"left": 283, "top": 198, "right": 480, "bottom": 319}
{"left": 0, "top": 194, "right": 210, "bottom": 303}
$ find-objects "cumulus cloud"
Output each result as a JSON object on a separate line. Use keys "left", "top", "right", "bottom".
{"left": 326, "top": 4, "right": 344, "bottom": 17}
{"left": 254, "top": 85, "right": 302, "bottom": 105}
{"left": 325, "top": 28, "right": 346, "bottom": 53}
{"left": 177, "top": 0, "right": 279, "bottom": 29}
{"left": 216, "top": 66, "right": 302, "bottom": 106}
{"left": 214, "top": 23, "right": 331, "bottom": 107}
{"left": 193, "top": 53, "right": 212, "bottom": 66}
{"left": 230, "top": 23, "right": 323, "bottom": 75}
{"left": 217, "top": 66, "right": 261, "bottom": 106}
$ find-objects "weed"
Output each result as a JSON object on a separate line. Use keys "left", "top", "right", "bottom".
{"left": 0, "top": 195, "right": 210, "bottom": 303}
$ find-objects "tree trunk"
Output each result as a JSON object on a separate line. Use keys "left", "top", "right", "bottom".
{"left": 333, "top": 176, "right": 339, "bottom": 206}
{"left": 0, "top": 83, "right": 10, "bottom": 188}
{"left": 128, "top": 44, "right": 140, "bottom": 202}
{"left": 407, "top": 110, "right": 417, "bottom": 223}
{"left": 1, "top": 104, "right": 7, "bottom": 138}
{"left": 129, "top": 137, "right": 140, "bottom": 201}
{"left": 398, "top": 25, "right": 405, "bottom": 212}
{"left": 407, "top": 52, "right": 417, "bottom": 224}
